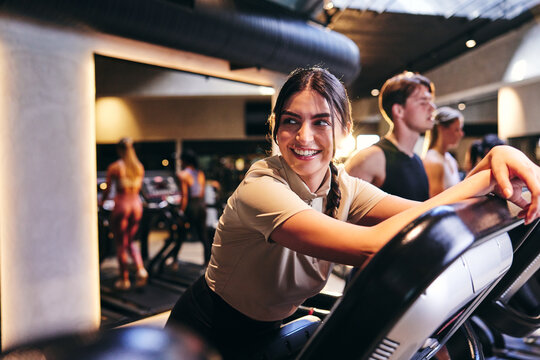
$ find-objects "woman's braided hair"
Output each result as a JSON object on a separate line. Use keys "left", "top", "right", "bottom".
{"left": 269, "top": 67, "right": 352, "bottom": 219}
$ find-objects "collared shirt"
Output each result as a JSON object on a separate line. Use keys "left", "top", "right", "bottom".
{"left": 205, "top": 155, "right": 387, "bottom": 321}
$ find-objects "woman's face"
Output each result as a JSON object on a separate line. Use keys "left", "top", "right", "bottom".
{"left": 276, "top": 90, "right": 347, "bottom": 192}
{"left": 442, "top": 117, "right": 464, "bottom": 149}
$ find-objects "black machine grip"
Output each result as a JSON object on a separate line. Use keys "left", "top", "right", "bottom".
{"left": 297, "top": 195, "right": 522, "bottom": 360}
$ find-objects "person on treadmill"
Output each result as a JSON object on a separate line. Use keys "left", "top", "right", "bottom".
{"left": 177, "top": 149, "right": 210, "bottom": 265}
{"left": 165, "top": 67, "right": 540, "bottom": 359}
{"left": 99, "top": 137, "right": 148, "bottom": 290}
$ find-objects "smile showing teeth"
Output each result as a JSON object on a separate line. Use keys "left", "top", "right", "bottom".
{"left": 292, "top": 148, "right": 319, "bottom": 156}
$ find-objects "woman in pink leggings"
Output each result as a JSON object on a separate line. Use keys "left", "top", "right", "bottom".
{"left": 100, "top": 138, "right": 148, "bottom": 290}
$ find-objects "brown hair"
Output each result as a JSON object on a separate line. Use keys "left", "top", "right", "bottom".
{"left": 379, "top": 71, "right": 434, "bottom": 125}
{"left": 269, "top": 67, "right": 352, "bottom": 218}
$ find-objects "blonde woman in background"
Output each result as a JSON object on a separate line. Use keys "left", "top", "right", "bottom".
{"left": 99, "top": 138, "right": 148, "bottom": 290}
{"left": 423, "top": 106, "right": 464, "bottom": 197}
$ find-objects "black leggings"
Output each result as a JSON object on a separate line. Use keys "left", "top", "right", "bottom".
{"left": 185, "top": 198, "right": 211, "bottom": 263}
{"left": 166, "top": 276, "right": 281, "bottom": 359}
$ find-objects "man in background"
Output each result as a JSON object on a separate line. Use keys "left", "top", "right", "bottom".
{"left": 345, "top": 71, "right": 436, "bottom": 202}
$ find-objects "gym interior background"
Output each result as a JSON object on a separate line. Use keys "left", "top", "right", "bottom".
{"left": 0, "top": 0, "right": 539, "bottom": 352}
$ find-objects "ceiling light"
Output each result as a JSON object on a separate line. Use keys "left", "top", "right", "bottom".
{"left": 458, "top": 103, "right": 466, "bottom": 110}
{"left": 371, "top": 89, "right": 380, "bottom": 96}
{"left": 466, "top": 39, "right": 477, "bottom": 48}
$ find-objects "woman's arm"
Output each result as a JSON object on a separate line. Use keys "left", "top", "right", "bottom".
{"left": 355, "top": 195, "right": 416, "bottom": 226}
{"left": 199, "top": 170, "right": 206, "bottom": 199}
{"left": 271, "top": 170, "right": 495, "bottom": 266}
{"left": 468, "top": 145, "right": 540, "bottom": 224}
{"left": 99, "top": 163, "right": 116, "bottom": 207}
{"left": 177, "top": 171, "right": 190, "bottom": 212}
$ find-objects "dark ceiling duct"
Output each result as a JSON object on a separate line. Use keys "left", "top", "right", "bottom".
{"left": 1, "top": 0, "right": 361, "bottom": 84}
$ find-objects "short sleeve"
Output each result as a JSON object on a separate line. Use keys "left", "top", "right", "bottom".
{"left": 337, "top": 168, "right": 387, "bottom": 223}
{"left": 235, "top": 176, "right": 312, "bottom": 241}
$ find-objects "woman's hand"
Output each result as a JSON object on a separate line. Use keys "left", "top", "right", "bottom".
{"left": 468, "top": 145, "right": 540, "bottom": 224}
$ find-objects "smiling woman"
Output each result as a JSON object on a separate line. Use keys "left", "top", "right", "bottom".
{"left": 164, "top": 67, "right": 540, "bottom": 360}
{"left": 275, "top": 91, "right": 344, "bottom": 189}
{"left": 270, "top": 68, "right": 352, "bottom": 218}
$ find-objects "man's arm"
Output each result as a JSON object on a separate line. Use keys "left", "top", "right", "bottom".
{"left": 344, "top": 146, "right": 386, "bottom": 187}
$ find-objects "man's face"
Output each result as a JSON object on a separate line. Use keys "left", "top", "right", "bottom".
{"left": 401, "top": 85, "right": 436, "bottom": 133}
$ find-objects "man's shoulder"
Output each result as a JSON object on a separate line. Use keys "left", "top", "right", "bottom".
{"left": 346, "top": 145, "right": 385, "bottom": 167}
{"left": 344, "top": 145, "right": 386, "bottom": 182}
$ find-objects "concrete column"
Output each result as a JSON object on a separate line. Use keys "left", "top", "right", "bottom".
{"left": 0, "top": 16, "right": 100, "bottom": 349}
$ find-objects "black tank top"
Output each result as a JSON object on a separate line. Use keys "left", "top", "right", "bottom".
{"left": 375, "top": 138, "right": 429, "bottom": 201}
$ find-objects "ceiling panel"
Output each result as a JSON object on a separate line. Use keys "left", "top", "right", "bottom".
{"left": 331, "top": 0, "right": 540, "bottom": 20}
{"left": 323, "top": 2, "right": 539, "bottom": 97}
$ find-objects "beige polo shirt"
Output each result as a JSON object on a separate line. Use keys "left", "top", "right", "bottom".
{"left": 205, "top": 155, "right": 387, "bottom": 321}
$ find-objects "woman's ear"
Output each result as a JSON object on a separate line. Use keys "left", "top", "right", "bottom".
{"left": 344, "top": 121, "right": 352, "bottom": 137}
{"left": 345, "top": 117, "right": 353, "bottom": 134}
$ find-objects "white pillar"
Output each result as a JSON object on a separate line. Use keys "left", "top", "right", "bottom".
{"left": 0, "top": 16, "right": 100, "bottom": 349}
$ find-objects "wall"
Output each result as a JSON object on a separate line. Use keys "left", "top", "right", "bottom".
{"left": 426, "top": 22, "right": 531, "bottom": 99}
{"left": 426, "top": 19, "right": 540, "bottom": 141}
{"left": 0, "top": 14, "right": 100, "bottom": 348}
{"left": 96, "top": 97, "right": 249, "bottom": 143}
{"left": 499, "top": 81, "right": 540, "bottom": 138}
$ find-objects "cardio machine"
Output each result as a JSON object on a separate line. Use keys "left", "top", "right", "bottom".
{"left": 255, "top": 195, "right": 530, "bottom": 360}
{"left": 469, "top": 217, "right": 540, "bottom": 359}
{"left": 141, "top": 171, "right": 206, "bottom": 289}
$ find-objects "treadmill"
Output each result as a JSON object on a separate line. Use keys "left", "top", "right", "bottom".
{"left": 142, "top": 170, "right": 206, "bottom": 290}
{"left": 97, "top": 171, "right": 189, "bottom": 328}
{"left": 99, "top": 267, "right": 185, "bottom": 327}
